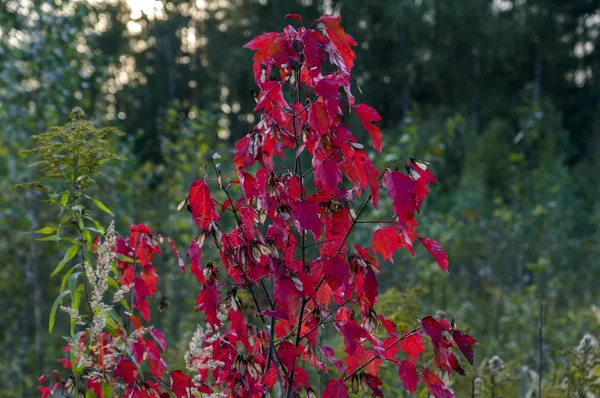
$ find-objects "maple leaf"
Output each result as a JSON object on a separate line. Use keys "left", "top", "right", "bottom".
{"left": 421, "top": 316, "right": 447, "bottom": 346}
{"left": 408, "top": 161, "right": 438, "bottom": 211}
{"left": 354, "top": 104, "right": 383, "bottom": 153}
{"left": 398, "top": 360, "right": 419, "bottom": 393}
{"left": 319, "top": 15, "right": 357, "bottom": 74}
{"left": 273, "top": 276, "right": 303, "bottom": 319}
{"left": 278, "top": 341, "right": 303, "bottom": 373}
{"left": 400, "top": 331, "right": 425, "bottom": 362}
{"left": 115, "top": 358, "right": 138, "bottom": 384}
{"left": 188, "top": 180, "right": 219, "bottom": 229}
{"left": 322, "top": 379, "right": 349, "bottom": 398}
{"left": 322, "top": 256, "right": 348, "bottom": 290}
{"left": 314, "top": 74, "right": 348, "bottom": 101}
{"left": 300, "top": 29, "right": 328, "bottom": 78}
{"left": 260, "top": 309, "right": 288, "bottom": 320}
{"left": 262, "top": 365, "right": 278, "bottom": 388}
{"left": 150, "top": 329, "right": 167, "bottom": 352}
{"left": 187, "top": 238, "right": 204, "bottom": 284}
{"left": 170, "top": 370, "right": 195, "bottom": 398}
{"left": 309, "top": 101, "right": 330, "bottom": 136}
{"left": 382, "top": 171, "right": 416, "bottom": 227}
{"left": 339, "top": 320, "right": 374, "bottom": 356}
{"left": 254, "top": 81, "right": 290, "bottom": 112}
{"left": 166, "top": 237, "right": 185, "bottom": 272}
{"left": 233, "top": 135, "right": 253, "bottom": 170}
{"left": 420, "top": 237, "right": 449, "bottom": 272}
{"left": 292, "top": 200, "right": 323, "bottom": 240}
{"left": 319, "top": 345, "right": 345, "bottom": 373}
{"left": 421, "top": 368, "right": 455, "bottom": 398}
{"left": 196, "top": 283, "right": 221, "bottom": 328}
{"left": 37, "top": 386, "right": 53, "bottom": 398}
{"left": 146, "top": 340, "right": 166, "bottom": 377}
{"left": 451, "top": 330, "right": 477, "bottom": 365}
{"left": 372, "top": 226, "right": 402, "bottom": 262}
{"left": 243, "top": 31, "right": 278, "bottom": 51}
{"left": 314, "top": 159, "right": 342, "bottom": 195}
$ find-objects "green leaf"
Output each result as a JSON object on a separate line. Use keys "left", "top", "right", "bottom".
{"left": 115, "top": 253, "right": 134, "bottom": 263}
{"left": 37, "top": 235, "right": 62, "bottom": 242}
{"left": 35, "top": 226, "right": 59, "bottom": 234}
{"left": 85, "top": 227, "right": 105, "bottom": 235}
{"left": 60, "top": 192, "right": 69, "bottom": 207}
{"left": 60, "top": 267, "right": 79, "bottom": 293}
{"left": 67, "top": 271, "right": 82, "bottom": 294}
{"left": 86, "top": 196, "right": 114, "bottom": 216}
{"left": 49, "top": 290, "right": 70, "bottom": 332}
{"left": 51, "top": 244, "right": 80, "bottom": 276}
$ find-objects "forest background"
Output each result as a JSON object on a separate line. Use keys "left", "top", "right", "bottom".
{"left": 1, "top": 0, "right": 599, "bottom": 396}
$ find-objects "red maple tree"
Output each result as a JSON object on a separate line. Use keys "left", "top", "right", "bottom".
{"left": 181, "top": 13, "right": 475, "bottom": 398}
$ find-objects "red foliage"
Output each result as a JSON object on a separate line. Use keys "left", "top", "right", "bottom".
{"left": 39, "top": 14, "right": 476, "bottom": 398}
{"left": 177, "top": 13, "right": 475, "bottom": 398}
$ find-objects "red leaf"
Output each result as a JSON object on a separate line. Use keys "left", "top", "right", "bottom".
{"left": 319, "top": 15, "right": 357, "bottom": 74}
{"left": 292, "top": 200, "right": 323, "bottom": 240}
{"left": 188, "top": 180, "right": 219, "bottom": 229}
{"left": 422, "top": 368, "right": 455, "bottom": 398}
{"left": 314, "top": 159, "right": 342, "bottom": 195}
{"left": 382, "top": 171, "right": 416, "bottom": 227}
{"left": 354, "top": 104, "right": 383, "bottom": 152}
{"left": 314, "top": 74, "right": 347, "bottom": 101}
{"left": 57, "top": 358, "right": 71, "bottom": 370}
{"left": 273, "top": 276, "right": 303, "bottom": 319}
{"left": 451, "top": 330, "right": 477, "bottom": 365}
{"left": 421, "top": 316, "right": 446, "bottom": 346}
{"left": 129, "top": 314, "right": 143, "bottom": 330}
{"left": 115, "top": 358, "right": 138, "bottom": 384}
{"left": 323, "top": 379, "right": 349, "bottom": 398}
{"left": 398, "top": 360, "right": 419, "bottom": 393}
{"left": 300, "top": 29, "right": 327, "bottom": 78}
{"left": 187, "top": 238, "right": 204, "bottom": 284}
{"left": 150, "top": 329, "right": 167, "bottom": 352}
{"left": 317, "top": 255, "right": 348, "bottom": 291}
{"left": 400, "top": 331, "right": 425, "bottom": 362}
{"left": 372, "top": 226, "right": 402, "bottom": 262}
{"left": 285, "top": 14, "right": 302, "bottom": 23}
{"left": 363, "top": 267, "right": 378, "bottom": 306}
{"left": 37, "top": 386, "right": 52, "bottom": 398}
{"left": 408, "top": 161, "right": 438, "bottom": 211}
{"left": 170, "top": 370, "right": 195, "bottom": 398}
{"left": 233, "top": 135, "right": 252, "bottom": 170}
{"left": 309, "top": 101, "right": 330, "bottom": 136}
{"left": 339, "top": 320, "right": 373, "bottom": 356}
{"left": 243, "top": 31, "right": 278, "bottom": 50}
{"left": 319, "top": 345, "right": 345, "bottom": 373}
{"left": 167, "top": 237, "right": 185, "bottom": 272}
{"left": 420, "top": 237, "right": 449, "bottom": 272}
{"left": 196, "top": 283, "right": 221, "bottom": 328}
{"left": 263, "top": 365, "right": 278, "bottom": 388}
{"left": 278, "top": 341, "right": 302, "bottom": 372}
{"left": 146, "top": 340, "right": 166, "bottom": 377}
{"left": 254, "top": 81, "right": 290, "bottom": 112}
{"left": 260, "top": 309, "right": 288, "bottom": 320}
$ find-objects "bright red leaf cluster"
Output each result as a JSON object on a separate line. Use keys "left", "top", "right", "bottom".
{"left": 179, "top": 14, "right": 475, "bottom": 398}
